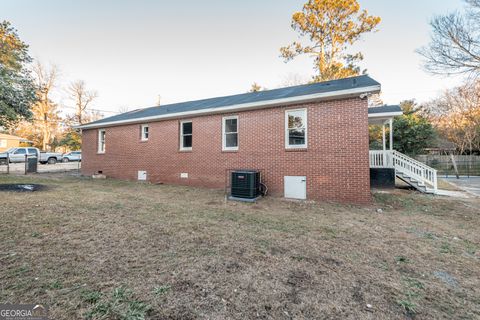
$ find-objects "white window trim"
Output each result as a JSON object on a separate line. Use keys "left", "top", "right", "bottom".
{"left": 141, "top": 124, "right": 149, "bottom": 141}
{"left": 180, "top": 120, "right": 192, "bottom": 151}
{"left": 222, "top": 115, "right": 239, "bottom": 151}
{"left": 98, "top": 129, "right": 106, "bottom": 153}
{"left": 285, "top": 108, "right": 308, "bottom": 149}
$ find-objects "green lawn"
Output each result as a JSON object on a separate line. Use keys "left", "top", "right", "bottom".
{"left": 1, "top": 174, "right": 479, "bottom": 319}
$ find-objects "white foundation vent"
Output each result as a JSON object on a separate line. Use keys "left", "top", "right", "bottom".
{"left": 138, "top": 170, "right": 147, "bottom": 181}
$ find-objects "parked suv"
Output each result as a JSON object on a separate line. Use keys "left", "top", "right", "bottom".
{"left": 0, "top": 147, "right": 63, "bottom": 165}
{"left": 63, "top": 151, "right": 81, "bottom": 162}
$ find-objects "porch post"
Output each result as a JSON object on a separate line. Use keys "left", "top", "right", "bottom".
{"left": 382, "top": 123, "right": 386, "bottom": 166}
{"left": 389, "top": 118, "right": 393, "bottom": 151}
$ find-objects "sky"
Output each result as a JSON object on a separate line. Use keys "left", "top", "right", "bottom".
{"left": 3, "top": 0, "right": 467, "bottom": 115}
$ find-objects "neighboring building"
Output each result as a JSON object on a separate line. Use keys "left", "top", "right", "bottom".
{"left": 0, "top": 133, "right": 30, "bottom": 152}
{"left": 78, "top": 75, "right": 436, "bottom": 204}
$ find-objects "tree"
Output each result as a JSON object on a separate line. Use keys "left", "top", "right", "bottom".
{"left": 32, "top": 62, "right": 61, "bottom": 150}
{"left": 0, "top": 21, "right": 37, "bottom": 127}
{"left": 280, "top": 0, "right": 380, "bottom": 82}
{"left": 368, "top": 93, "right": 384, "bottom": 108}
{"left": 68, "top": 80, "right": 98, "bottom": 125}
{"left": 368, "top": 125, "right": 383, "bottom": 150}
{"left": 58, "top": 108, "right": 101, "bottom": 150}
{"left": 118, "top": 106, "right": 130, "bottom": 113}
{"left": 278, "top": 72, "right": 309, "bottom": 87}
{"left": 249, "top": 82, "right": 263, "bottom": 92}
{"left": 418, "top": 0, "right": 480, "bottom": 76}
{"left": 13, "top": 62, "right": 62, "bottom": 150}
{"left": 58, "top": 129, "right": 82, "bottom": 151}
{"left": 392, "top": 100, "right": 436, "bottom": 156}
{"left": 426, "top": 81, "right": 480, "bottom": 154}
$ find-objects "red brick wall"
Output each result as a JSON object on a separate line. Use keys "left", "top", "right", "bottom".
{"left": 81, "top": 97, "right": 371, "bottom": 204}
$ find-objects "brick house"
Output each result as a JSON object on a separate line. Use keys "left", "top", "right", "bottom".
{"left": 78, "top": 75, "right": 437, "bottom": 204}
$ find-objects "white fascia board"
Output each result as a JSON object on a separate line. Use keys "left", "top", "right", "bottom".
{"left": 77, "top": 85, "right": 380, "bottom": 130}
{"left": 368, "top": 111, "right": 403, "bottom": 118}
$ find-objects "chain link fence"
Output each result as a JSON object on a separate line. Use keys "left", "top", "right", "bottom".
{"left": 0, "top": 154, "right": 37, "bottom": 175}
{"left": 0, "top": 156, "right": 81, "bottom": 175}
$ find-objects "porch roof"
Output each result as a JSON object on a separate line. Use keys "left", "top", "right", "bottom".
{"left": 368, "top": 105, "right": 402, "bottom": 125}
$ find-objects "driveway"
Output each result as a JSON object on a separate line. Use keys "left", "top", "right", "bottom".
{"left": 444, "top": 177, "right": 480, "bottom": 196}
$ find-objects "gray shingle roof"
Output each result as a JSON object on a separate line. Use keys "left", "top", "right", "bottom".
{"left": 81, "top": 75, "right": 380, "bottom": 128}
{"left": 368, "top": 105, "right": 402, "bottom": 114}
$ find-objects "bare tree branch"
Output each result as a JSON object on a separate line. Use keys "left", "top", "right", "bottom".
{"left": 68, "top": 80, "right": 98, "bottom": 125}
{"left": 418, "top": 1, "right": 480, "bottom": 76}
{"left": 425, "top": 80, "right": 480, "bottom": 154}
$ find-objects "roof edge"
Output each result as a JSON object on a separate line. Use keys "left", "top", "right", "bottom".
{"left": 368, "top": 111, "right": 403, "bottom": 118}
{"left": 368, "top": 105, "right": 403, "bottom": 118}
{"left": 77, "top": 84, "right": 380, "bottom": 130}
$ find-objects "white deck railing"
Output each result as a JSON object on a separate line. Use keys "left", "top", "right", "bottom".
{"left": 369, "top": 150, "right": 393, "bottom": 168}
{"left": 369, "top": 150, "right": 437, "bottom": 192}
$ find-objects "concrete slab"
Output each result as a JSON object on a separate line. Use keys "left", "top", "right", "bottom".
{"left": 435, "top": 189, "right": 472, "bottom": 199}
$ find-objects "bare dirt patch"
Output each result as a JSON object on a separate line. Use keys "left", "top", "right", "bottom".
{"left": 0, "top": 175, "right": 479, "bottom": 319}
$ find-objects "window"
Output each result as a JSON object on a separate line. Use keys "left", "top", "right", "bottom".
{"left": 28, "top": 148, "right": 38, "bottom": 156}
{"left": 222, "top": 116, "right": 238, "bottom": 150}
{"left": 180, "top": 121, "right": 192, "bottom": 150}
{"left": 141, "top": 124, "right": 149, "bottom": 141}
{"left": 98, "top": 129, "right": 106, "bottom": 153}
{"left": 14, "top": 148, "right": 26, "bottom": 154}
{"left": 285, "top": 109, "right": 307, "bottom": 148}
{"left": 0, "top": 139, "right": 6, "bottom": 148}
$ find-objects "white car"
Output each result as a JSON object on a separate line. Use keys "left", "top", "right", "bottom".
{"left": 63, "top": 151, "right": 82, "bottom": 162}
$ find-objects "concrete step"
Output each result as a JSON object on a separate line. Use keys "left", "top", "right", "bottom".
{"left": 424, "top": 188, "right": 436, "bottom": 194}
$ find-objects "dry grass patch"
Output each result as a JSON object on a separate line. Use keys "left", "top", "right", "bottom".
{"left": 0, "top": 174, "right": 479, "bottom": 319}
{"left": 437, "top": 178, "right": 463, "bottom": 191}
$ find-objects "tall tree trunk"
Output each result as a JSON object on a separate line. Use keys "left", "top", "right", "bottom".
{"left": 450, "top": 153, "right": 460, "bottom": 179}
